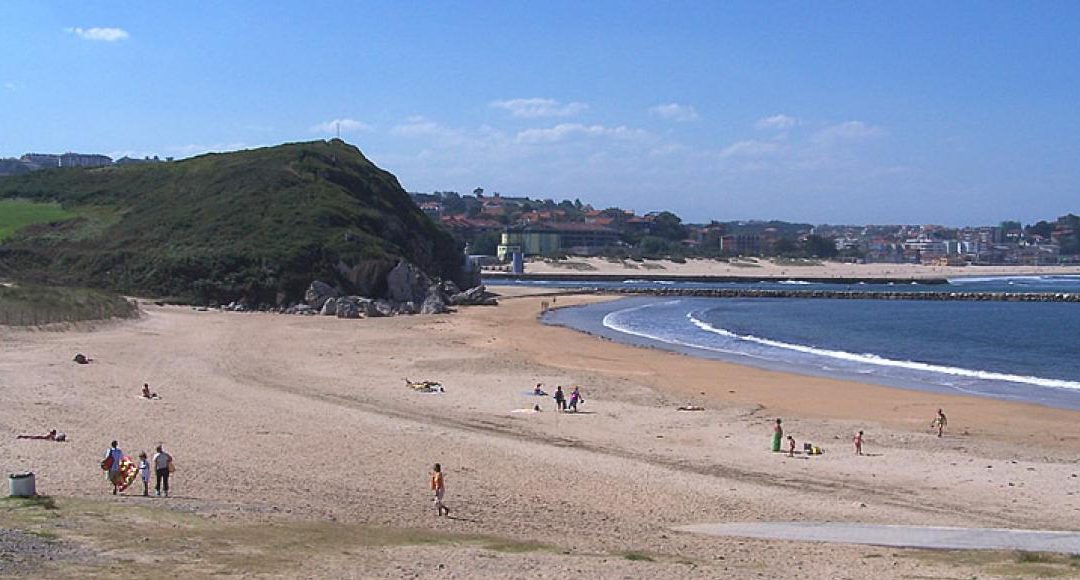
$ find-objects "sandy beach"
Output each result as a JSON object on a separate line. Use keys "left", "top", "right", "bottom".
{"left": 2, "top": 287, "right": 1079, "bottom": 577}
{"left": 515, "top": 257, "right": 1080, "bottom": 280}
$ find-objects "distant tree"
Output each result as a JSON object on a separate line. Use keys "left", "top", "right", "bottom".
{"left": 1026, "top": 220, "right": 1054, "bottom": 238}
{"left": 442, "top": 192, "right": 465, "bottom": 214}
{"left": 471, "top": 231, "right": 501, "bottom": 255}
{"left": 999, "top": 220, "right": 1022, "bottom": 232}
{"left": 802, "top": 234, "right": 838, "bottom": 258}
{"left": 638, "top": 235, "right": 675, "bottom": 256}
{"left": 574, "top": 198, "right": 583, "bottom": 210}
{"left": 772, "top": 237, "right": 798, "bottom": 256}
{"left": 651, "top": 211, "right": 688, "bottom": 241}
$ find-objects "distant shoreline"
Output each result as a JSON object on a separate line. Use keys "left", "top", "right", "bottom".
{"left": 484, "top": 272, "right": 948, "bottom": 284}
{"left": 483, "top": 257, "right": 1080, "bottom": 283}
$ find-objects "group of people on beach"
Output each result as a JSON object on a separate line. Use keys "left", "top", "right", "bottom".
{"left": 103, "top": 440, "right": 174, "bottom": 497}
{"left": 551, "top": 384, "right": 584, "bottom": 412}
{"left": 772, "top": 408, "right": 949, "bottom": 458}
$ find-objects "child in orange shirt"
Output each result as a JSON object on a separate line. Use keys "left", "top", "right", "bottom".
{"left": 431, "top": 463, "right": 450, "bottom": 517}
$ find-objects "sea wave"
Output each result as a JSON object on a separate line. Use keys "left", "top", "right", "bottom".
{"left": 948, "top": 274, "right": 1080, "bottom": 285}
{"left": 684, "top": 313, "right": 1080, "bottom": 392}
{"left": 775, "top": 280, "right": 815, "bottom": 285}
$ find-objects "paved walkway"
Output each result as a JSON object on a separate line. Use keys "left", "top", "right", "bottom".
{"left": 675, "top": 522, "right": 1080, "bottom": 554}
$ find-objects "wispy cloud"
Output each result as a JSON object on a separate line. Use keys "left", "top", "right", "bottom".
{"left": 310, "top": 118, "right": 371, "bottom": 134}
{"left": 490, "top": 98, "right": 588, "bottom": 118}
{"left": 756, "top": 114, "right": 798, "bottom": 130}
{"left": 65, "top": 27, "right": 129, "bottom": 42}
{"left": 812, "top": 120, "right": 884, "bottom": 143}
{"left": 3, "top": 82, "right": 17, "bottom": 91}
{"left": 515, "top": 123, "right": 648, "bottom": 144}
{"left": 717, "top": 140, "right": 781, "bottom": 158}
{"left": 166, "top": 142, "right": 249, "bottom": 158}
{"left": 649, "top": 103, "right": 699, "bottom": 122}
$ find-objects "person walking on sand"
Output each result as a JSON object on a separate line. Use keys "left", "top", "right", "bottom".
{"left": 137, "top": 452, "right": 151, "bottom": 496}
{"left": 787, "top": 435, "right": 796, "bottom": 457}
{"left": 853, "top": 431, "right": 864, "bottom": 456}
{"left": 554, "top": 386, "right": 566, "bottom": 412}
{"left": 567, "top": 386, "right": 584, "bottom": 412}
{"left": 771, "top": 418, "right": 783, "bottom": 452}
{"left": 933, "top": 409, "right": 948, "bottom": 438}
{"left": 152, "top": 445, "right": 173, "bottom": 497}
{"left": 431, "top": 463, "right": 450, "bottom": 517}
{"left": 103, "top": 441, "right": 124, "bottom": 495}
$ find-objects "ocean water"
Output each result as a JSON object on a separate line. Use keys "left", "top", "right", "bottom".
{"left": 537, "top": 276, "right": 1080, "bottom": 410}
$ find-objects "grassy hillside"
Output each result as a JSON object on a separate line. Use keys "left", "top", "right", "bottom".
{"left": 0, "top": 283, "right": 139, "bottom": 325}
{"left": 0, "top": 199, "right": 77, "bottom": 242}
{"left": 0, "top": 140, "right": 465, "bottom": 304}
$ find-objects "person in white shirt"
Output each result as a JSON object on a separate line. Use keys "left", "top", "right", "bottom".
{"left": 137, "top": 452, "right": 151, "bottom": 496}
{"left": 103, "top": 441, "right": 123, "bottom": 495}
{"left": 151, "top": 445, "right": 173, "bottom": 497}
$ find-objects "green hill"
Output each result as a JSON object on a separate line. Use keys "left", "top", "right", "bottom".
{"left": 0, "top": 140, "right": 467, "bottom": 304}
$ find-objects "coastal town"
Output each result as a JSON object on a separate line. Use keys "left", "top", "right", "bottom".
{"left": 412, "top": 188, "right": 1079, "bottom": 266}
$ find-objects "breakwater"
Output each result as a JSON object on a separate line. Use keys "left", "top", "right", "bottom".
{"left": 603, "top": 288, "right": 1080, "bottom": 302}
{"left": 484, "top": 272, "right": 949, "bottom": 285}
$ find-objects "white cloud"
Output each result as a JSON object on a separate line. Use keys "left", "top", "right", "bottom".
{"left": 3, "top": 82, "right": 16, "bottom": 91}
{"left": 310, "top": 118, "right": 371, "bottom": 134}
{"left": 649, "top": 103, "right": 700, "bottom": 122}
{"left": 490, "top": 98, "right": 588, "bottom": 118}
{"left": 812, "top": 121, "right": 884, "bottom": 143}
{"left": 756, "top": 114, "right": 798, "bottom": 130}
{"left": 717, "top": 140, "right": 781, "bottom": 158}
{"left": 166, "top": 142, "right": 250, "bottom": 158}
{"left": 515, "top": 123, "right": 648, "bottom": 144}
{"left": 65, "top": 27, "right": 129, "bottom": 42}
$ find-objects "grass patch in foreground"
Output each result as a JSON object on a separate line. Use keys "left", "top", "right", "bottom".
{"left": 622, "top": 551, "right": 655, "bottom": 562}
{"left": 910, "top": 548, "right": 1080, "bottom": 578}
{"left": 0, "top": 495, "right": 556, "bottom": 577}
{"left": 0, "top": 199, "right": 76, "bottom": 241}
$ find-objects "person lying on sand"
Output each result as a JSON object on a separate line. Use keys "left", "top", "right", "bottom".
{"left": 17, "top": 429, "right": 65, "bottom": 441}
{"left": 73, "top": 353, "right": 92, "bottom": 364}
{"left": 141, "top": 383, "right": 160, "bottom": 399}
{"left": 677, "top": 405, "right": 705, "bottom": 411}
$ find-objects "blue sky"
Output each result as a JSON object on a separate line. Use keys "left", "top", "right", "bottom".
{"left": 2, "top": 2, "right": 1078, "bottom": 225}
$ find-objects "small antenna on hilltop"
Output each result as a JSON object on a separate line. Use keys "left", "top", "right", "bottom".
{"left": 336, "top": 121, "right": 341, "bottom": 140}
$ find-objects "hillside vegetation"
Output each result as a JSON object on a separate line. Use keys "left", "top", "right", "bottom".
{"left": 0, "top": 199, "right": 76, "bottom": 242}
{"left": 0, "top": 140, "right": 466, "bottom": 304}
{"left": 0, "top": 283, "right": 139, "bottom": 326}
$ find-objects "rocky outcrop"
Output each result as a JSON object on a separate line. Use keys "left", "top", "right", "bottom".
{"left": 387, "top": 261, "right": 431, "bottom": 304}
{"left": 305, "top": 281, "right": 339, "bottom": 309}
{"left": 449, "top": 285, "right": 499, "bottom": 306}
{"left": 270, "top": 264, "right": 500, "bottom": 319}
{"left": 335, "top": 296, "right": 362, "bottom": 318}
{"left": 321, "top": 297, "right": 339, "bottom": 316}
{"left": 420, "top": 286, "right": 449, "bottom": 314}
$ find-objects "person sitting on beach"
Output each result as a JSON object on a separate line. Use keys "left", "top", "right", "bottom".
{"left": 554, "top": 386, "right": 566, "bottom": 411}
{"left": 533, "top": 383, "right": 547, "bottom": 396}
{"left": 73, "top": 353, "right": 92, "bottom": 364}
{"left": 567, "top": 386, "right": 584, "bottom": 412}
{"left": 787, "top": 435, "right": 796, "bottom": 457}
{"left": 141, "top": 383, "right": 160, "bottom": 399}
{"left": 853, "top": 430, "right": 864, "bottom": 456}
{"left": 17, "top": 429, "right": 62, "bottom": 441}
{"left": 932, "top": 409, "right": 948, "bottom": 437}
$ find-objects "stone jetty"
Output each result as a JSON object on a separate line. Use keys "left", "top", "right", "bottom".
{"left": 605, "top": 288, "right": 1080, "bottom": 302}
